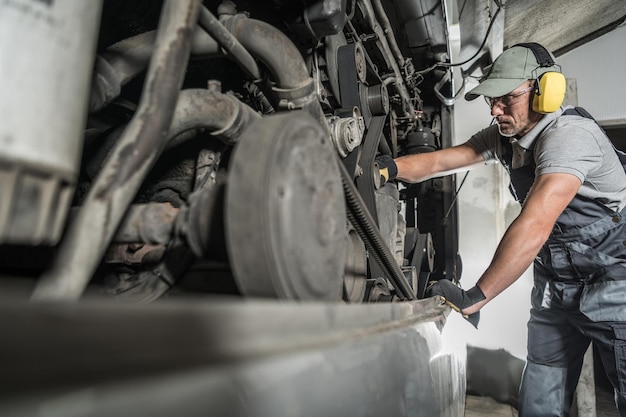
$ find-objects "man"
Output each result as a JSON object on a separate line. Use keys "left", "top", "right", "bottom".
{"left": 377, "top": 43, "right": 626, "bottom": 416}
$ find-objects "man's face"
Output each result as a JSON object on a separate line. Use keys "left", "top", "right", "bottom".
{"left": 486, "top": 81, "right": 542, "bottom": 137}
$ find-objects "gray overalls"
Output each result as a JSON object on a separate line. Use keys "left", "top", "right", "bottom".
{"left": 500, "top": 109, "right": 626, "bottom": 416}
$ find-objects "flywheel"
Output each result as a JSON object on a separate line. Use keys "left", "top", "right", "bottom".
{"left": 225, "top": 111, "right": 346, "bottom": 300}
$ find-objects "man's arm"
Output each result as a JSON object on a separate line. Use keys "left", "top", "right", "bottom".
{"left": 395, "top": 143, "right": 485, "bottom": 183}
{"left": 462, "top": 172, "right": 582, "bottom": 315}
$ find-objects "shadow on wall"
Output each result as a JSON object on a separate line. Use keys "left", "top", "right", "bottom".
{"left": 604, "top": 126, "right": 626, "bottom": 151}
{"left": 466, "top": 345, "right": 525, "bottom": 409}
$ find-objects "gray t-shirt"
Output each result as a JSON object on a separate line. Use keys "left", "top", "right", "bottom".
{"left": 467, "top": 106, "right": 626, "bottom": 211}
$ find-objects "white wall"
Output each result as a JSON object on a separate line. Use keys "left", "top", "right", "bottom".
{"left": 558, "top": 24, "right": 626, "bottom": 124}
{"left": 446, "top": 82, "right": 532, "bottom": 360}
{"left": 446, "top": 23, "right": 626, "bottom": 360}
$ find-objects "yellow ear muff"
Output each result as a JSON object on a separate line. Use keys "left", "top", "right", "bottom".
{"left": 532, "top": 71, "right": 566, "bottom": 114}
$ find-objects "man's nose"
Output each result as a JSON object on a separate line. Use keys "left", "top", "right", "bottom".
{"left": 490, "top": 102, "right": 505, "bottom": 117}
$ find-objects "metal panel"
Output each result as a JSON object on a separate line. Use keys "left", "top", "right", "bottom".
{"left": 0, "top": 297, "right": 465, "bottom": 417}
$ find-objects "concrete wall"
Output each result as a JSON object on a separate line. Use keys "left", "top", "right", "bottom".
{"left": 445, "top": 81, "right": 531, "bottom": 360}
{"left": 558, "top": 25, "right": 626, "bottom": 125}
{"left": 446, "top": 24, "right": 626, "bottom": 360}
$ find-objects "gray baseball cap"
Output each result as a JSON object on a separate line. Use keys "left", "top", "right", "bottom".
{"left": 465, "top": 45, "right": 560, "bottom": 100}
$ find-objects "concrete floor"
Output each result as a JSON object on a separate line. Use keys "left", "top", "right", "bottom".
{"left": 464, "top": 395, "right": 517, "bottom": 417}
{"left": 464, "top": 387, "right": 620, "bottom": 417}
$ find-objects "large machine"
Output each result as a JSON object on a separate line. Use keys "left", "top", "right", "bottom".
{"left": 0, "top": 0, "right": 461, "bottom": 306}
{"left": 0, "top": 1, "right": 467, "bottom": 415}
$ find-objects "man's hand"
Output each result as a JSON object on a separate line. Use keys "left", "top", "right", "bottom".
{"left": 374, "top": 155, "right": 398, "bottom": 187}
{"left": 427, "top": 280, "right": 486, "bottom": 328}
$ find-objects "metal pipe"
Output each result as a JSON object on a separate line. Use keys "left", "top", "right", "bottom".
{"left": 32, "top": 0, "right": 202, "bottom": 302}
{"left": 197, "top": 6, "right": 261, "bottom": 81}
{"left": 109, "top": 203, "right": 179, "bottom": 244}
{"left": 90, "top": 28, "right": 221, "bottom": 112}
{"left": 35, "top": 87, "right": 259, "bottom": 301}
{"left": 371, "top": 0, "right": 405, "bottom": 67}
{"left": 92, "top": 88, "right": 258, "bottom": 243}
{"left": 222, "top": 13, "right": 330, "bottom": 134}
{"left": 225, "top": 15, "right": 311, "bottom": 91}
{"left": 168, "top": 88, "right": 261, "bottom": 145}
{"left": 356, "top": 0, "right": 415, "bottom": 120}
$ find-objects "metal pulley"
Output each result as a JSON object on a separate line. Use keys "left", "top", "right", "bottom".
{"left": 225, "top": 111, "right": 346, "bottom": 300}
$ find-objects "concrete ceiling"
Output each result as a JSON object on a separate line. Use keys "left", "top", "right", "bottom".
{"left": 502, "top": 0, "right": 626, "bottom": 57}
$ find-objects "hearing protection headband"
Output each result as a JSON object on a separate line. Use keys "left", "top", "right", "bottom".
{"left": 514, "top": 42, "right": 560, "bottom": 73}
{"left": 512, "top": 42, "right": 566, "bottom": 113}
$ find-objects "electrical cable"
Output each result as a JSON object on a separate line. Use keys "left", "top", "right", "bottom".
{"left": 442, "top": 6, "right": 502, "bottom": 68}
{"left": 443, "top": 170, "right": 469, "bottom": 220}
{"left": 415, "top": 2, "right": 503, "bottom": 76}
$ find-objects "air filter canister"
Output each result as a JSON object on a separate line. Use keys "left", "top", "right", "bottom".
{"left": 0, "top": 0, "right": 102, "bottom": 245}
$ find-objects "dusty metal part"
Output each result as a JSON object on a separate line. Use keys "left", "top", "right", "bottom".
{"left": 375, "top": 183, "right": 403, "bottom": 266}
{"left": 166, "top": 89, "right": 261, "bottom": 145}
{"left": 371, "top": 0, "right": 406, "bottom": 68}
{"left": 193, "top": 148, "right": 220, "bottom": 190}
{"left": 32, "top": 0, "right": 202, "bottom": 302}
{"left": 343, "top": 227, "right": 368, "bottom": 302}
{"left": 102, "top": 236, "right": 195, "bottom": 303}
{"left": 90, "top": 28, "right": 222, "bottom": 113}
{"left": 367, "top": 83, "right": 390, "bottom": 116}
{"left": 223, "top": 14, "right": 311, "bottom": 91}
{"left": 0, "top": 1, "right": 103, "bottom": 245}
{"left": 100, "top": 90, "right": 256, "bottom": 301}
{"left": 338, "top": 156, "right": 416, "bottom": 301}
{"left": 197, "top": 6, "right": 261, "bottom": 80}
{"left": 104, "top": 243, "right": 167, "bottom": 266}
{"left": 222, "top": 12, "right": 330, "bottom": 132}
{"left": 356, "top": 0, "right": 416, "bottom": 121}
{"left": 353, "top": 42, "right": 368, "bottom": 83}
{"left": 225, "top": 112, "right": 346, "bottom": 301}
{"left": 35, "top": 86, "right": 259, "bottom": 301}
{"left": 368, "top": 277, "right": 393, "bottom": 302}
{"left": 180, "top": 181, "right": 226, "bottom": 259}
{"left": 328, "top": 107, "right": 365, "bottom": 158}
{"left": 102, "top": 203, "right": 179, "bottom": 244}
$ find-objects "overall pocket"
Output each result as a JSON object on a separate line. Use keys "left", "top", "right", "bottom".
{"left": 566, "top": 234, "right": 626, "bottom": 278}
{"left": 581, "top": 280, "right": 626, "bottom": 321}
{"left": 612, "top": 325, "right": 626, "bottom": 393}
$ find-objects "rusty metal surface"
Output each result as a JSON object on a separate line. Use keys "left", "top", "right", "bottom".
{"left": 104, "top": 243, "right": 166, "bottom": 265}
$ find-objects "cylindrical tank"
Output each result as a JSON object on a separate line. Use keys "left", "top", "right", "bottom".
{"left": 0, "top": 0, "right": 103, "bottom": 244}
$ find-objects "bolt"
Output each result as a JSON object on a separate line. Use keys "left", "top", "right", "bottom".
{"left": 128, "top": 243, "right": 145, "bottom": 253}
{"left": 207, "top": 80, "right": 222, "bottom": 92}
{"left": 218, "top": 1, "right": 237, "bottom": 16}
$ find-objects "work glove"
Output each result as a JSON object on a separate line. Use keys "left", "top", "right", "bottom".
{"left": 427, "top": 280, "right": 486, "bottom": 328}
{"left": 374, "top": 155, "right": 398, "bottom": 187}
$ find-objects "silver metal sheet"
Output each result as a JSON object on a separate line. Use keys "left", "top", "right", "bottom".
{"left": 0, "top": 296, "right": 465, "bottom": 417}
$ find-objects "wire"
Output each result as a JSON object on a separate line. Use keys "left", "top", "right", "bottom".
{"left": 415, "top": 1, "right": 503, "bottom": 76}
{"left": 443, "top": 170, "right": 469, "bottom": 220}
{"left": 441, "top": 5, "right": 502, "bottom": 68}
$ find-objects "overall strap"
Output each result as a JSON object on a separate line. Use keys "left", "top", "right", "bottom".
{"left": 499, "top": 137, "right": 535, "bottom": 204}
{"left": 500, "top": 107, "right": 623, "bottom": 213}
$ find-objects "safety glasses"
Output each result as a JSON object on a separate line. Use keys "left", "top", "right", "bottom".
{"left": 484, "top": 86, "right": 534, "bottom": 109}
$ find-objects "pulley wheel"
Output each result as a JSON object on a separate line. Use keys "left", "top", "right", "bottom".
{"left": 225, "top": 112, "right": 346, "bottom": 300}
{"left": 343, "top": 227, "right": 367, "bottom": 302}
